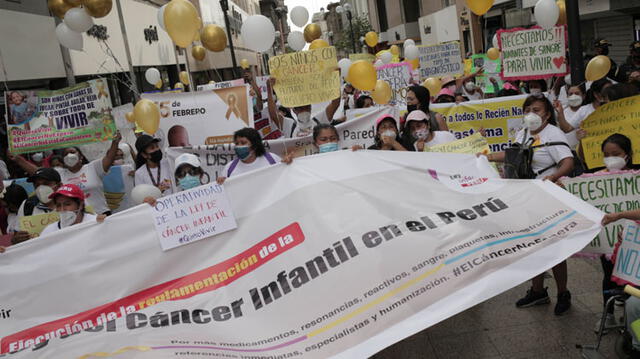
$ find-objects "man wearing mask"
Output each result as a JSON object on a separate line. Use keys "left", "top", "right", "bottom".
{"left": 134, "top": 135, "right": 173, "bottom": 196}
{"left": 592, "top": 39, "right": 619, "bottom": 81}
{"left": 12, "top": 168, "right": 61, "bottom": 243}
{"left": 619, "top": 41, "right": 640, "bottom": 83}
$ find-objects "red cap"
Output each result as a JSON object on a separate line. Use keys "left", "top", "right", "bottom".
{"left": 49, "top": 184, "right": 85, "bottom": 201}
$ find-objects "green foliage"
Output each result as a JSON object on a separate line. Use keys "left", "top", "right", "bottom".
{"left": 334, "top": 15, "right": 373, "bottom": 54}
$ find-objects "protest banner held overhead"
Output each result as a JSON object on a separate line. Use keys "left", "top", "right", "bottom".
{"left": 269, "top": 47, "right": 341, "bottom": 108}
{"left": 471, "top": 54, "right": 502, "bottom": 94}
{"left": 5, "top": 79, "right": 116, "bottom": 154}
{"left": 142, "top": 85, "right": 253, "bottom": 146}
{"left": 498, "top": 25, "right": 568, "bottom": 80}
{"left": 417, "top": 42, "right": 463, "bottom": 79}
{"left": 612, "top": 221, "right": 640, "bottom": 286}
{"left": 376, "top": 62, "right": 413, "bottom": 107}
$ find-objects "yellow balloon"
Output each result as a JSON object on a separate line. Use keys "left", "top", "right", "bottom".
{"left": 83, "top": 0, "right": 112, "bottom": 18}
{"left": 164, "top": 0, "right": 200, "bottom": 48}
{"left": 466, "top": 0, "right": 494, "bottom": 16}
{"left": 64, "top": 0, "right": 83, "bottom": 7}
{"left": 201, "top": 24, "right": 227, "bottom": 52}
{"left": 179, "top": 71, "right": 190, "bottom": 85}
{"left": 348, "top": 60, "right": 377, "bottom": 91}
{"left": 365, "top": 32, "right": 378, "bottom": 47}
{"left": 303, "top": 23, "right": 322, "bottom": 43}
{"left": 422, "top": 77, "right": 442, "bottom": 96}
{"left": 309, "top": 39, "right": 329, "bottom": 50}
{"left": 125, "top": 111, "right": 135, "bottom": 123}
{"left": 240, "top": 59, "right": 250, "bottom": 69}
{"left": 585, "top": 55, "right": 612, "bottom": 82}
{"left": 192, "top": 45, "right": 206, "bottom": 61}
{"left": 208, "top": 80, "right": 216, "bottom": 84}
{"left": 370, "top": 80, "right": 392, "bottom": 105}
{"left": 556, "top": 0, "right": 567, "bottom": 25}
{"left": 48, "top": 0, "right": 73, "bottom": 18}
{"left": 174, "top": 82, "right": 184, "bottom": 90}
{"left": 487, "top": 47, "right": 500, "bottom": 61}
{"left": 133, "top": 99, "right": 160, "bottom": 134}
{"left": 154, "top": 80, "right": 163, "bottom": 89}
{"left": 409, "top": 58, "right": 419, "bottom": 70}
{"left": 390, "top": 45, "right": 400, "bottom": 56}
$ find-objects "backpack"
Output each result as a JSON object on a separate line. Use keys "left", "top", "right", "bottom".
{"left": 227, "top": 152, "right": 276, "bottom": 177}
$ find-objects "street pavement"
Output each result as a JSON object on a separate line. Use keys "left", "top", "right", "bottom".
{"left": 373, "top": 257, "right": 621, "bottom": 358}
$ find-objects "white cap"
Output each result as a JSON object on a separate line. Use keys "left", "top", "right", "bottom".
{"left": 174, "top": 153, "right": 201, "bottom": 169}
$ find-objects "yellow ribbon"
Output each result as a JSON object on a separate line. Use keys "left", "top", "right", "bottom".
{"left": 96, "top": 80, "right": 108, "bottom": 99}
{"left": 77, "top": 346, "right": 152, "bottom": 359}
{"left": 224, "top": 93, "right": 242, "bottom": 122}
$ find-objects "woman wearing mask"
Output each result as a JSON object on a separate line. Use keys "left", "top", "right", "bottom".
{"left": 135, "top": 134, "right": 173, "bottom": 196}
{"left": 368, "top": 115, "right": 407, "bottom": 151}
{"left": 405, "top": 85, "right": 448, "bottom": 131}
{"left": 39, "top": 184, "right": 104, "bottom": 237}
{"left": 313, "top": 124, "right": 340, "bottom": 153}
{"left": 572, "top": 78, "right": 612, "bottom": 131}
{"left": 57, "top": 132, "right": 121, "bottom": 216}
{"left": 555, "top": 84, "right": 586, "bottom": 148}
{"left": 174, "top": 154, "right": 209, "bottom": 191}
{"left": 483, "top": 95, "right": 574, "bottom": 315}
{"left": 2, "top": 183, "right": 28, "bottom": 235}
{"left": 462, "top": 80, "right": 483, "bottom": 100}
{"left": 401, "top": 110, "right": 456, "bottom": 152}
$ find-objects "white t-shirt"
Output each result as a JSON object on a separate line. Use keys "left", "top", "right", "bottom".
{"left": 515, "top": 125, "right": 573, "bottom": 179}
{"left": 569, "top": 103, "right": 595, "bottom": 129}
{"left": 6, "top": 213, "right": 18, "bottom": 234}
{"left": 222, "top": 152, "right": 282, "bottom": 178}
{"left": 134, "top": 158, "right": 174, "bottom": 196}
{"left": 284, "top": 111, "right": 330, "bottom": 138}
{"left": 425, "top": 131, "right": 458, "bottom": 147}
{"left": 39, "top": 213, "right": 97, "bottom": 237}
{"left": 57, "top": 160, "right": 109, "bottom": 214}
{"left": 562, "top": 106, "right": 581, "bottom": 149}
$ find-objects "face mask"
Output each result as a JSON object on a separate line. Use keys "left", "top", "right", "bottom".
{"left": 113, "top": 159, "right": 124, "bottom": 166}
{"left": 465, "top": 82, "right": 475, "bottom": 91}
{"left": 149, "top": 150, "right": 163, "bottom": 163}
{"left": 178, "top": 175, "right": 201, "bottom": 190}
{"left": 604, "top": 156, "right": 627, "bottom": 171}
{"left": 523, "top": 112, "right": 543, "bottom": 131}
{"left": 35, "top": 185, "right": 54, "bottom": 204}
{"left": 32, "top": 153, "right": 43, "bottom": 163}
{"left": 234, "top": 145, "right": 251, "bottom": 160}
{"left": 64, "top": 153, "right": 79, "bottom": 167}
{"left": 413, "top": 128, "right": 429, "bottom": 140}
{"left": 318, "top": 142, "right": 339, "bottom": 153}
{"left": 59, "top": 210, "right": 80, "bottom": 228}
{"left": 567, "top": 94, "right": 583, "bottom": 108}
{"left": 252, "top": 97, "right": 257, "bottom": 108}
{"left": 407, "top": 104, "right": 418, "bottom": 113}
{"left": 297, "top": 112, "right": 311, "bottom": 124}
{"left": 564, "top": 74, "right": 571, "bottom": 86}
{"left": 380, "top": 130, "right": 396, "bottom": 138}
{"left": 529, "top": 88, "right": 542, "bottom": 96}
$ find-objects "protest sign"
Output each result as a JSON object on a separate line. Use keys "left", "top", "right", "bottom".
{"left": 349, "top": 53, "right": 376, "bottom": 62}
{"left": 580, "top": 95, "right": 640, "bottom": 169}
{"left": 417, "top": 42, "right": 463, "bottom": 79}
{"left": 152, "top": 183, "right": 237, "bottom": 251}
{"left": 255, "top": 75, "right": 269, "bottom": 100}
{"left": 19, "top": 212, "right": 59, "bottom": 236}
{"left": 269, "top": 47, "right": 340, "bottom": 107}
{"left": 471, "top": 54, "right": 502, "bottom": 94}
{"left": 0, "top": 151, "right": 601, "bottom": 358}
{"left": 142, "top": 85, "right": 253, "bottom": 146}
{"left": 5, "top": 79, "right": 116, "bottom": 154}
{"left": 196, "top": 79, "right": 245, "bottom": 92}
{"left": 562, "top": 171, "right": 640, "bottom": 254}
{"left": 426, "top": 132, "right": 490, "bottom": 155}
{"left": 376, "top": 62, "right": 412, "bottom": 107}
{"left": 431, "top": 94, "right": 527, "bottom": 152}
{"left": 612, "top": 221, "right": 640, "bottom": 286}
{"left": 498, "top": 25, "right": 568, "bottom": 80}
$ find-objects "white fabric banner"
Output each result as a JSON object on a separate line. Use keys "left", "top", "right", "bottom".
{"left": 0, "top": 151, "right": 602, "bottom": 358}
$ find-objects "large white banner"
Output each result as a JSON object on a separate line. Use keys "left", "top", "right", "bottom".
{"left": 0, "top": 151, "right": 602, "bottom": 358}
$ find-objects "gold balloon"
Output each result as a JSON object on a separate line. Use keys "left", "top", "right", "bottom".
{"left": 303, "top": 23, "right": 322, "bottom": 43}
{"left": 466, "top": 0, "right": 494, "bottom": 16}
{"left": 201, "top": 24, "right": 227, "bottom": 52}
{"left": 370, "top": 80, "right": 392, "bottom": 105}
{"left": 164, "top": 0, "right": 200, "bottom": 48}
{"left": 133, "top": 99, "right": 160, "bottom": 135}
{"left": 84, "top": 0, "right": 112, "bottom": 18}
{"left": 390, "top": 45, "right": 400, "bottom": 56}
{"left": 125, "top": 111, "right": 135, "bottom": 123}
{"left": 192, "top": 45, "right": 206, "bottom": 61}
{"left": 365, "top": 32, "right": 378, "bottom": 47}
{"left": 179, "top": 71, "right": 190, "bottom": 85}
{"left": 64, "top": 0, "right": 83, "bottom": 7}
{"left": 585, "top": 55, "right": 612, "bottom": 82}
{"left": 154, "top": 80, "right": 163, "bottom": 89}
{"left": 174, "top": 82, "right": 184, "bottom": 91}
{"left": 487, "top": 47, "right": 500, "bottom": 61}
{"left": 48, "top": 0, "right": 73, "bottom": 18}
{"left": 193, "top": 30, "right": 200, "bottom": 42}
{"left": 422, "top": 77, "right": 442, "bottom": 95}
{"left": 409, "top": 58, "right": 419, "bottom": 70}
{"left": 309, "top": 39, "right": 329, "bottom": 50}
{"left": 348, "top": 60, "right": 376, "bottom": 91}
{"left": 240, "top": 59, "right": 250, "bottom": 69}
{"left": 556, "top": 0, "right": 567, "bottom": 25}
{"left": 208, "top": 80, "right": 216, "bottom": 84}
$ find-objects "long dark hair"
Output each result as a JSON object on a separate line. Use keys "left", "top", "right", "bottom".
{"left": 400, "top": 118, "right": 429, "bottom": 151}
{"left": 586, "top": 78, "right": 612, "bottom": 104}
{"left": 601, "top": 133, "right": 636, "bottom": 169}
{"left": 408, "top": 85, "right": 430, "bottom": 113}
{"left": 373, "top": 116, "right": 401, "bottom": 149}
{"left": 65, "top": 146, "right": 89, "bottom": 165}
{"left": 602, "top": 83, "right": 639, "bottom": 102}
{"left": 234, "top": 128, "right": 266, "bottom": 157}
{"left": 522, "top": 95, "right": 557, "bottom": 126}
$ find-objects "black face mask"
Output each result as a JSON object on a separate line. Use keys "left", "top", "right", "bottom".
{"left": 407, "top": 104, "right": 418, "bottom": 113}
{"left": 148, "top": 150, "right": 163, "bottom": 163}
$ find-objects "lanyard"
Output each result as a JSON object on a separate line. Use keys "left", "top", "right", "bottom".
{"left": 146, "top": 163, "right": 161, "bottom": 187}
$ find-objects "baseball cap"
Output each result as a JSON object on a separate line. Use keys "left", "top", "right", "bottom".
{"left": 441, "top": 76, "right": 456, "bottom": 86}
{"left": 437, "top": 87, "right": 455, "bottom": 98}
{"left": 49, "top": 183, "right": 85, "bottom": 201}
{"left": 28, "top": 167, "right": 61, "bottom": 183}
{"left": 135, "top": 134, "right": 160, "bottom": 153}
{"left": 174, "top": 153, "right": 201, "bottom": 169}
{"left": 595, "top": 39, "right": 611, "bottom": 47}
{"left": 405, "top": 110, "right": 430, "bottom": 125}
{"left": 375, "top": 114, "right": 397, "bottom": 130}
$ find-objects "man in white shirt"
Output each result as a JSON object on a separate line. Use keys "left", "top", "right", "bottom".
{"left": 134, "top": 135, "right": 173, "bottom": 196}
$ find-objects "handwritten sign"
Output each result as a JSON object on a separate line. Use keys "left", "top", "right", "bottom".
{"left": 418, "top": 42, "right": 463, "bottom": 79}
{"left": 152, "top": 183, "right": 237, "bottom": 251}
{"left": 376, "top": 62, "right": 412, "bottom": 107}
{"left": 498, "top": 25, "right": 567, "bottom": 80}
{"left": 19, "top": 212, "right": 60, "bottom": 236}
{"left": 269, "top": 47, "right": 340, "bottom": 107}
{"left": 349, "top": 53, "right": 376, "bottom": 62}
{"left": 613, "top": 221, "right": 640, "bottom": 286}
{"left": 581, "top": 95, "right": 640, "bottom": 169}
{"left": 426, "top": 132, "right": 490, "bottom": 155}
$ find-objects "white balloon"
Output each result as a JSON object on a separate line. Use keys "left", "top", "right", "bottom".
{"left": 404, "top": 45, "right": 419, "bottom": 60}
{"left": 380, "top": 52, "right": 393, "bottom": 64}
{"left": 55, "top": 23, "right": 83, "bottom": 51}
{"left": 287, "top": 31, "right": 306, "bottom": 51}
{"left": 131, "top": 184, "right": 162, "bottom": 205}
{"left": 63, "top": 7, "right": 94, "bottom": 33}
{"left": 534, "top": 0, "right": 559, "bottom": 29}
{"left": 404, "top": 39, "right": 415, "bottom": 48}
{"left": 290, "top": 6, "right": 309, "bottom": 28}
{"left": 492, "top": 33, "right": 499, "bottom": 49}
{"left": 157, "top": 4, "right": 167, "bottom": 31}
{"left": 338, "top": 58, "right": 352, "bottom": 78}
{"left": 374, "top": 59, "right": 384, "bottom": 67}
{"left": 145, "top": 68, "right": 161, "bottom": 86}
{"left": 241, "top": 15, "right": 275, "bottom": 53}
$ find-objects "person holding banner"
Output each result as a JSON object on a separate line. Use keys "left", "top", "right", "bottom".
{"left": 174, "top": 153, "right": 210, "bottom": 192}
{"left": 555, "top": 84, "right": 586, "bottom": 148}
{"left": 367, "top": 115, "right": 407, "bottom": 151}
{"left": 39, "top": 184, "right": 104, "bottom": 237}
{"left": 313, "top": 124, "right": 341, "bottom": 153}
{"left": 571, "top": 78, "right": 612, "bottom": 133}
{"left": 401, "top": 110, "right": 456, "bottom": 152}
{"left": 135, "top": 135, "right": 173, "bottom": 197}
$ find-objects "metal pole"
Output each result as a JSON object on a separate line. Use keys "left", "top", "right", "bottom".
{"left": 566, "top": 0, "right": 584, "bottom": 84}
{"left": 115, "top": 0, "right": 139, "bottom": 99}
{"left": 183, "top": 48, "right": 195, "bottom": 91}
{"left": 221, "top": 0, "right": 239, "bottom": 78}
{"left": 278, "top": 16, "right": 286, "bottom": 53}
{"left": 347, "top": 11, "right": 356, "bottom": 53}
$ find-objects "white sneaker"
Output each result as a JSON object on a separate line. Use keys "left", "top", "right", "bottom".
{"left": 594, "top": 313, "right": 620, "bottom": 334}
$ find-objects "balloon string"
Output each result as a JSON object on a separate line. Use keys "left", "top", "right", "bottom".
{"left": 83, "top": 48, "right": 139, "bottom": 100}
{"left": 97, "top": 40, "right": 141, "bottom": 98}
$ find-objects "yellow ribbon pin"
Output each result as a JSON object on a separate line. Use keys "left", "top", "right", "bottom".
{"left": 96, "top": 80, "right": 108, "bottom": 99}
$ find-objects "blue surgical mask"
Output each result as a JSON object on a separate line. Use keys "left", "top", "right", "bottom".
{"left": 234, "top": 145, "right": 251, "bottom": 160}
{"left": 178, "top": 175, "right": 201, "bottom": 190}
{"left": 319, "top": 142, "right": 339, "bottom": 153}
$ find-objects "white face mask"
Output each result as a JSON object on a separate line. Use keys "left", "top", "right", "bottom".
{"left": 567, "top": 94, "right": 582, "bottom": 108}
{"left": 35, "top": 185, "right": 54, "bottom": 204}
{"left": 414, "top": 128, "right": 429, "bottom": 140}
{"left": 31, "top": 153, "right": 43, "bottom": 163}
{"left": 64, "top": 153, "right": 79, "bottom": 167}
{"left": 529, "top": 88, "right": 542, "bottom": 96}
{"left": 380, "top": 130, "right": 396, "bottom": 138}
{"left": 564, "top": 74, "right": 571, "bottom": 86}
{"left": 523, "top": 112, "right": 543, "bottom": 131}
{"left": 297, "top": 111, "right": 311, "bottom": 124}
{"left": 113, "top": 159, "right": 124, "bottom": 166}
{"left": 604, "top": 156, "right": 627, "bottom": 171}
{"left": 465, "top": 82, "right": 475, "bottom": 91}
{"left": 59, "top": 210, "right": 80, "bottom": 228}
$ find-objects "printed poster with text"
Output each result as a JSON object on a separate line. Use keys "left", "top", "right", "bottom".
{"left": 376, "top": 62, "right": 412, "bottom": 107}
{"left": 5, "top": 79, "right": 116, "bottom": 154}
{"left": 498, "top": 25, "right": 567, "bottom": 80}
{"left": 142, "top": 85, "right": 253, "bottom": 146}
{"left": 269, "top": 47, "right": 340, "bottom": 107}
{"left": 612, "top": 221, "right": 640, "bottom": 286}
{"left": 417, "top": 42, "right": 463, "bottom": 79}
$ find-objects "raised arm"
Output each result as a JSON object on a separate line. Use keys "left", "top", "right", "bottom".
{"left": 266, "top": 77, "right": 283, "bottom": 131}
{"left": 554, "top": 100, "right": 574, "bottom": 133}
{"left": 7, "top": 153, "right": 37, "bottom": 176}
{"left": 102, "top": 131, "right": 122, "bottom": 173}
